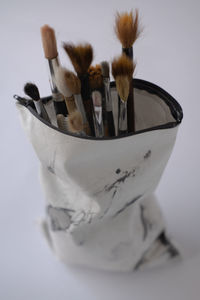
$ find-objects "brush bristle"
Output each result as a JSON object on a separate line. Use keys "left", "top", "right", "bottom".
{"left": 67, "top": 110, "right": 83, "bottom": 133}
{"left": 40, "top": 25, "right": 58, "bottom": 59}
{"left": 112, "top": 54, "right": 135, "bottom": 80}
{"left": 88, "top": 64, "right": 103, "bottom": 90}
{"left": 65, "top": 72, "right": 81, "bottom": 95}
{"left": 116, "top": 76, "right": 129, "bottom": 102}
{"left": 100, "top": 61, "right": 110, "bottom": 78}
{"left": 63, "top": 43, "right": 93, "bottom": 76}
{"left": 115, "top": 10, "right": 141, "bottom": 48}
{"left": 24, "top": 82, "right": 40, "bottom": 101}
{"left": 55, "top": 67, "right": 72, "bottom": 97}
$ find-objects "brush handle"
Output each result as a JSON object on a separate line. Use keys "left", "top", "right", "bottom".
{"left": 79, "top": 74, "right": 95, "bottom": 136}
{"left": 106, "top": 111, "right": 115, "bottom": 136}
{"left": 47, "top": 58, "right": 68, "bottom": 116}
{"left": 34, "top": 100, "right": 51, "bottom": 123}
{"left": 122, "top": 48, "right": 135, "bottom": 133}
{"left": 74, "top": 94, "right": 91, "bottom": 135}
{"left": 52, "top": 92, "right": 68, "bottom": 116}
{"left": 92, "top": 91, "right": 104, "bottom": 138}
{"left": 103, "top": 79, "right": 115, "bottom": 136}
{"left": 127, "top": 80, "right": 135, "bottom": 133}
{"left": 118, "top": 99, "right": 128, "bottom": 135}
{"left": 65, "top": 95, "right": 77, "bottom": 113}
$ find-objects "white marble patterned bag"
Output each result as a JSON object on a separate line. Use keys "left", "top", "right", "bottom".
{"left": 16, "top": 79, "right": 183, "bottom": 272}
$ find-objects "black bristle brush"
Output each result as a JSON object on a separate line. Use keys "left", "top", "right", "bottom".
{"left": 24, "top": 83, "right": 51, "bottom": 123}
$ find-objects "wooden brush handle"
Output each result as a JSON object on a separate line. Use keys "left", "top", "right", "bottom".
{"left": 65, "top": 95, "right": 77, "bottom": 113}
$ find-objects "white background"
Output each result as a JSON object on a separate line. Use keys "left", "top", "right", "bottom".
{"left": 1, "top": 0, "right": 200, "bottom": 299}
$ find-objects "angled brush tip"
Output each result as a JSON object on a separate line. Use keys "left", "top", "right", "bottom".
{"left": 100, "top": 61, "right": 110, "bottom": 78}
{"left": 115, "top": 9, "right": 141, "bottom": 48}
{"left": 40, "top": 24, "right": 58, "bottom": 59}
{"left": 24, "top": 82, "right": 40, "bottom": 101}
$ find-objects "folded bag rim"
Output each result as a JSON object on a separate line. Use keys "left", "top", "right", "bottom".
{"left": 15, "top": 78, "right": 183, "bottom": 141}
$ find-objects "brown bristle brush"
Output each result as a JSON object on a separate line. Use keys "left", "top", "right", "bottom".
{"left": 112, "top": 54, "right": 135, "bottom": 136}
{"left": 63, "top": 42, "right": 95, "bottom": 136}
{"left": 24, "top": 82, "right": 51, "bottom": 123}
{"left": 67, "top": 110, "right": 84, "bottom": 135}
{"left": 63, "top": 71, "right": 91, "bottom": 136}
{"left": 88, "top": 65, "right": 105, "bottom": 138}
{"left": 115, "top": 10, "right": 141, "bottom": 133}
{"left": 40, "top": 25, "right": 68, "bottom": 117}
{"left": 101, "top": 61, "right": 115, "bottom": 136}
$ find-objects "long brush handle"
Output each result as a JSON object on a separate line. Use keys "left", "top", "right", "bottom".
{"left": 103, "top": 79, "right": 115, "bottom": 136}
{"left": 122, "top": 48, "right": 135, "bottom": 133}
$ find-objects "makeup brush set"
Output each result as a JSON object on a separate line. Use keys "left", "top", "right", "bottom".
{"left": 15, "top": 10, "right": 141, "bottom": 138}
{"left": 15, "top": 9, "right": 183, "bottom": 271}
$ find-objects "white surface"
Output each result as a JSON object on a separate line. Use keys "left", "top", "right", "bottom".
{"left": 1, "top": 0, "right": 200, "bottom": 299}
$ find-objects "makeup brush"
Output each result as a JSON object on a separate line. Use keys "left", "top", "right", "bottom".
{"left": 64, "top": 71, "right": 91, "bottom": 135}
{"left": 67, "top": 110, "right": 84, "bottom": 135}
{"left": 115, "top": 10, "right": 141, "bottom": 133}
{"left": 100, "top": 61, "right": 115, "bottom": 136}
{"left": 24, "top": 83, "right": 51, "bottom": 123}
{"left": 63, "top": 43, "right": 94, "bottom": 135}
{"left": 54, "top": 66, "right": 77, "bottom": 113}
{"left": 56, "top": 114, "right": 68, "bottom": 132}
{"left": 89, "top": 65, "right": 105, "bottom": 138}
{"left": 112, "top": 55, "right": 135, "bottom": 135}
{"left": 40, "top": 25, "right": 68, "bottom": 117}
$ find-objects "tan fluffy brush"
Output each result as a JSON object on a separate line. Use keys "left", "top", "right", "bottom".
{"left": 89, "top": 65, "right": 105, "bottom": 137}
{"left": 55, "top": 66, "right": 77, "bottom": 113}
{"left": 65, "top": 72, "right": 91, "bottom": 135}
{"left": 67, "top": 110, "right": 84, "bottom": 135}
{"left": 63, "top": 43, "right": 94, "bottom": 135}
{"left": 112, "top": 55, "right": 135, "bottom": 136}
{"left": 115, "top": 10, "right": 141, "bottom": 133}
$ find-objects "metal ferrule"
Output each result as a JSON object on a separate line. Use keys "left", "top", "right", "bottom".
{"left": 92, "top": 91, "right": 104, "bottom": 138}
{"left": 118, "top": 100, "right": 127, "bottom": 133}
{"left": 103, "top": 78, "right": 113, "bottom": 112}
{"left": 74, "top": 94, "right": 87, "bottom": 123}
{"left": 122, "top": 47, "right": 133, "bottom": 60}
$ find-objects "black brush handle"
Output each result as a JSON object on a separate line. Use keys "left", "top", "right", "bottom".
{"left": 106, "top": 111, "right": 115, "bottom": 136}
